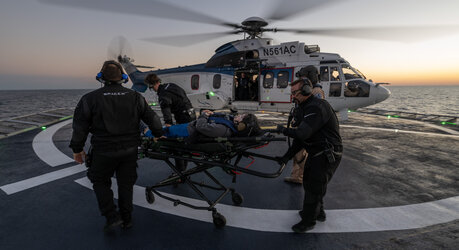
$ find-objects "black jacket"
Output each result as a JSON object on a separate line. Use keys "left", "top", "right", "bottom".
{"left": 69, "top": 84, "right": 163, "bottom": 153}
{"left": 157, "top": 83, "right": 193, "bottom": 124}
{"left": 283, "top": 96, "right": 342, "bottom": 159}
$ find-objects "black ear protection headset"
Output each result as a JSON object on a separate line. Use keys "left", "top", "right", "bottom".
{"left": 236, "top": 114, "right": 258, "bottom": 136}
{"left": 96, "top": 60, "right": 129, "bottom": 84}
{"left": 300, "top": 78, "right": 313, "bottom": 96}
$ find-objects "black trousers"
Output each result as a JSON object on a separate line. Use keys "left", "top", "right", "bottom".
{"left": 301, "top": 150, "right": 342, "bottom": 223}
{"left": 87, "top": 147, "right": 138, "bottom": 220}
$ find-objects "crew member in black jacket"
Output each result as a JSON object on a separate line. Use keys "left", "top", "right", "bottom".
{"left": 69, "top": 61, "right": 163, "bottom": 231}
{"left": 144, "top": 73, "right": 195, "bottom": 126}
{"left": 144, "top": 73, "right": 196, "bottom": 171}
{"left": 277, "top": 79, "right": 342, "bottom": 233}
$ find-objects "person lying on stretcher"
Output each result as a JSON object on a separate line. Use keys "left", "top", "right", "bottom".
{"left": 143, "top": 110, "right": 261, "bottom": 143}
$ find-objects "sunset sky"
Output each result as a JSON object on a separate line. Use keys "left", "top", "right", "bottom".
{"left": 1, "top": 0, "right": 459, "bottom": 89}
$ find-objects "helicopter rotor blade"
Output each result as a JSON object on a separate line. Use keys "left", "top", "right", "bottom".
{"left": 141, "top": 31, "right": 241, "bottom": 47}
{"left": 264, "top": 0, "right": 339, "bottom": 21}
{"left": 39, "top": 0, "right": 240, "bottom": 29}
{"left": 276, "top": 25, "right": 459, "bottom": 42}
{"left": 107, "top": 36, "right": 133, "bottom": 61}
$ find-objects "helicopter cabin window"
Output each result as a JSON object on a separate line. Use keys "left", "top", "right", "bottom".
{"left": 263, "top": 72, "right": 274, "bottom": 89}
{"left": 320, "top": 66, "right": 329, "bottom": 82}
{"left": 330, "top": 67, "right": 341, "bottom": 81}
{"left": 277, "top": 71, "right": 289, "bottom": 88}
{"left": 329, "top": 82, "right": 342, "bottom": 97}
{"left": 344, "top": 80, "right": 370, "bottom": 97}
{"left": 342, "top": 65, "right": 362, "bottom": 80}
{"left": 213, "top": 74, "right": 221, "bottom": 89}
{"left": 191, "top": 75, "right": 199, "bottom": 90}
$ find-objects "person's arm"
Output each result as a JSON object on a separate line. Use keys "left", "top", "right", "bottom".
{"left": 159, "top": 95, "right": 173, "bottom": 125}
{"left": 69, "top": 97, "right": 91, "bottom": 163}
{"left": 139, "top": 95, "right": 163, "bottom": 137}
{"left": 282, "top": 105, "right": 324, "bottom": 141}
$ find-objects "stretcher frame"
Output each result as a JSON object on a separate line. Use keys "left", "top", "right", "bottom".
{"left": 139, "top": 135, "right": 286, "bottom": 228}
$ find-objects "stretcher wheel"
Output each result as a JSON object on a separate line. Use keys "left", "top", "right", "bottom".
{"left": 232, "top": 193, "right": 243, "bottom": 206}
{"left": 145, "top": 188, "right": 155, "bottom": 204}
{"left": 212, "top": 212, "right": 226, "bottom": 228}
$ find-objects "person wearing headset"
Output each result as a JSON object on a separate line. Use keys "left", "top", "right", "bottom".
{"left": 285, "top": 66, "right": 325, "bottom": 184}
{"left": 276, "top": 78, "right": 342, "bottom": 233}
{"left": 69, "top": 60, "right": 163, "bottom": 232}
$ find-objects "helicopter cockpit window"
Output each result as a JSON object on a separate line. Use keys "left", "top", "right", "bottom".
{"left": 330, "top": 67, "right": 341, "bottom": 81}
{"left": 320, "top": 66, "right": 329, "bottom": 82}
{"left": 344, "top": 80, "right": 370, "bottom": 97}
{"left": 342, "top": 64, "right": 363, "bottom": 80}
{"left": 329, "top": 82, "right": 342, "bottom": 97}
{"left": 213, "top": 74, "right": 221, "bottom": 89}
{"left": 205, "top": 51, "right": 246, "bottom": 68}
{"left": 191, "top": 75, "right": 199, "bottom": 90}
{"left": 263, "top": 72, "right": 274, "bottom": 89}
{"left": 277, "top": 71, "right": 289, "bottom": 88}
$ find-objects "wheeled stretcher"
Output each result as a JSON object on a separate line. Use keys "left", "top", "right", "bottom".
{"left": 139, "top": 134, "right": 286, "bottom": 228}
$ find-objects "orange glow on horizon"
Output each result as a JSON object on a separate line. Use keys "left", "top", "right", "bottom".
{"left": 366, "top": 69, "right": 459, "bottom": 86}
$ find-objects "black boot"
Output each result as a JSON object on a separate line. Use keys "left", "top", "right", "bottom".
{"left": 292, "top": 220, "right": 316, "bottom": 233}
{"left": 299, "top": 209, "right": 326, "bottom": 222}
{"left": 317, "top": 209, "right": 326, "bottom": 222}
{"left": 104, "top": 213, "right": 122, "bottom": 232}
{"left": 121, "top": 213, "right": 133, "bottom": 230}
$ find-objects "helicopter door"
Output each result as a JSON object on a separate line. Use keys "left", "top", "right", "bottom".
{"left": 321, "top": 65, "right": 345, "bottom": 110}
{"left": 260, "top": 68, "right": 293, "bottom": 103}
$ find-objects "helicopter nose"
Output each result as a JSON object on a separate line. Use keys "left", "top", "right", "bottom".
{"left": 375, "top": 86, "right": 391, "bottom": 104}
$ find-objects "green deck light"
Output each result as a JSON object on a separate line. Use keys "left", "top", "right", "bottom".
{"left": 387, "top": 115, "right": 391, "bottom": 119}
{"left": 150, "top": 102, "right": 157, "bottom": 106}
{"left": 41, "top": 126, "right": 47, "bottom": 130}
{"left": 208, "top": 91, "right": 215, "bottom": 97}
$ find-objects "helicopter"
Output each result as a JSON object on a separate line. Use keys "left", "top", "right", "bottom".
{"left": 39, "top": 0, "right": 457, "bottom": 120}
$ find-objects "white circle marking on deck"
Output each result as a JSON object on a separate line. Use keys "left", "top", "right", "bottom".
{"left": 26, "top": 120, "right": 459, "bottom": 233}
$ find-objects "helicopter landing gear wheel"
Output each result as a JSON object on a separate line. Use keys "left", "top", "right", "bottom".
{"left": 231, "top": 192, "right": 243, "bottom": 206}
{"left": 145, "top": 188, "right": 155, "bottom": 204}
{"left": 212, "top": 212, "right": 226, "bottom": 228}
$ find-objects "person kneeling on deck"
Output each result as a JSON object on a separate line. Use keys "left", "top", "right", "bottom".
{"left": 276, "top": 78, "right": 342, "bottom": 233}
{"left": 69, "top": 60, "right": 163, "bottom": 232}
{"left": 144, "top": 110, "right": 261, "bottom": 141}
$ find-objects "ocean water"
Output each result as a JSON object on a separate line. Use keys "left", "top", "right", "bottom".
{"left": 0, "top": 86, "right": 457, "bottom": 120}
{"left": 370, "top": 86, "right": 458, "bottom": 117}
